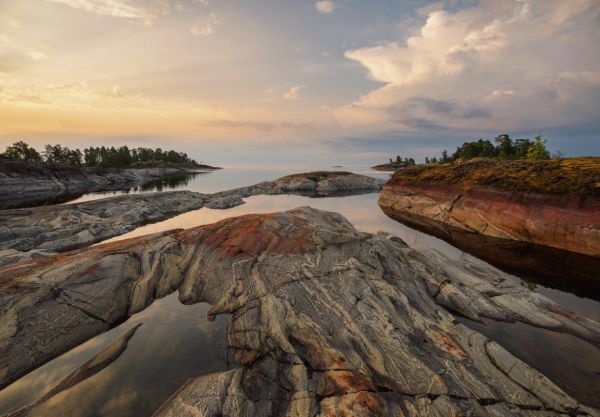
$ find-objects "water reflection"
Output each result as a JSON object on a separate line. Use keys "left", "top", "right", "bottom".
{"left": 3, "top": 168, "right": 600, "bottom": 414}
{"left": 63, "top": 166, "right": 391, "bottom": 205}
{"left": 459, "top": 317, "right": 600, "bottom": 408}
{"left": 380, "top": 208, "right": 600, "bottom": 301}
{"left": 0, "top": 293, "right": 229, "bottom": 417}
{"left": 59, "top": 172, "right": 208, "bottom": 205}
{"left": 97, "top": 192, "right": 600, "bottom": 408}
{"left": 101, "top": 193, "right": 598, "bottom": 317}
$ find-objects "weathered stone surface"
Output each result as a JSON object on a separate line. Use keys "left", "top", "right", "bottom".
{"left": 4, "top": 324, "right": 141, "bottom": 417}
{"left": 0, "top": 160, "right": 212, "bottom": 209}
{"left": 271, "top": 171, "right": 385, "bottom": 195}
{"left": 380, "top": 207, "right": 600, "bottom": 300}
{"left": 0, "top": 172, "right": 384, "bottom": 264}
{"left": 1, "top": 207, "right": 598, "bottom": 415}
{"left": 378, "top": 161, "right": 600, "bottom": 257}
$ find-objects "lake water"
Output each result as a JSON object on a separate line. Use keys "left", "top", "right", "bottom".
{"left": 1, "top": 166, "right": 599, "bottom": 415}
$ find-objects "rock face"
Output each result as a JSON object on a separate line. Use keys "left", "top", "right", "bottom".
{"left": 378, "top": 159, "right": 600, "bottom": 257}
{"left": 272, "top": 171, "right": 385, "bottom": 195}
{"left": 1, "top": 207, "right": 598, "bottom": 415}
{"left": 0, "top": 172, "right": 384, "bottom": 265}
{"left": 0, "top": 160, "right": 212, "bottom": 209}
{"left": 380, "top": 207, "right": 600, "bottom": 300}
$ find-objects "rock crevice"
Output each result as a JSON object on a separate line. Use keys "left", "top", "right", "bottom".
{"left": 0, "top": 207, "right": 598, "bottom": 416}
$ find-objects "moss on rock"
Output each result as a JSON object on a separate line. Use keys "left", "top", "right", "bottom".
{"left": 389, "top": 157, "right": 600, "bottom": 197}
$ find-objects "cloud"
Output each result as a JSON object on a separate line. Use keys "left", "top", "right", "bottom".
{"left": 44, "top": 0, "right": 147, "bottom": 19}
{"left": 0, "top": 35, "right": 48, "bottom": 70}
{"left": 337, "top": 0, "right": 600, "bottom": 134}
{"left": 26, "top": 50, "right": 47, "bottom": 60}
{"left": 283, "top": 85, "right": 302, "bottom": 99}
{"left": 315, "top": 1, "right": 336, "bottom": 14}
{"left": 190, "top": 13, "right": 220, "bottom": 37}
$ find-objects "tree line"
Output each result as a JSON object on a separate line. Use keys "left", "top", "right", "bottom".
{"left": 388, "top": 134, "right": 552, "bottom": 166}
{"left": 0, "top": 141, "right": 199, "bottom": 168}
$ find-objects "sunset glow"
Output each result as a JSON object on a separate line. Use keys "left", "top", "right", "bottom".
{"left": 1, "top": 0, "right": 599, "bottom": 163}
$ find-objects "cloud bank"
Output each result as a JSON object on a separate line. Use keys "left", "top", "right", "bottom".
{"left": 315, "top": 1, "right": 336, "bottom": 14}
{"left": 45, "top": 0, "right": 147, "bottom": 19}
{"left": 338, "top": 0, "right": 600, "bottom": 135}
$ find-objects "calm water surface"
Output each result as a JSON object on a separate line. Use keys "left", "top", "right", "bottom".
{"left": 1, "top": 166, "right": 599, "bottom": 413}
{"left": 0, "top": 294, "right": 230, "bottom": 416}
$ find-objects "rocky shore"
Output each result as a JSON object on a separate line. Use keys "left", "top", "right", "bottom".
{"left": 0, "top": 171, "right": 384, "bottom": 265}
{"left": 380, "top": 207, "right": 600, "bottom": 299}
{"left": 1, "top": 207, "right": 598, "bottom": 416}
{"left": 378, "top": 158, "right": 600, "bottom": 257}
{"left": 0, "top": 160, "right": 218, "bottom": 209}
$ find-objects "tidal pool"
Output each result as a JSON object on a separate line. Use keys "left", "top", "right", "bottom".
{"left": 0, "top": 293, "right": 230, "bottom": 417}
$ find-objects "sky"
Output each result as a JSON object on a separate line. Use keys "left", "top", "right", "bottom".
{"left": 0, "top": 0, "right": 599, "bottom": 166}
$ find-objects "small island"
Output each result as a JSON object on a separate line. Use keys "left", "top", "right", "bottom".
{"left": 373, "top": 134, "right": 553, "bottom": 171}
{"left": 0, "top": 141, "right": 221, "bottom": 209}
{"left": 379, "top": 156, "right": 600, "bottom": 257}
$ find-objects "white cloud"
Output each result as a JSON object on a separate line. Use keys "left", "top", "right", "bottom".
{"left": 26, "top": 50, "right": 47, "bottom": 60}
{"left": 44, "top": 0, "right": 147, "bottom": 19}
{"left": 190, "top": 13, "right": 220, "bottom": 38}
{"left": 337, "top": 0, "right": 600, "bottom": 134}
{"left": 315, "top": 1, "right": 336, "bottom": 14}
{"left": 283, "top": 85, "right": 302, "bottom": 99}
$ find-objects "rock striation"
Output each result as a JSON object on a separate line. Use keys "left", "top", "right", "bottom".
{"left": 378, "top": 158, "right": 600, "bottom": 257}
{"left": 0, "top": 172, "right": 384, "bottom": 265}
{"left": 1, "top": 207, "right": 598, "bottom": 415}
{"left": 0, "top": 160, "right": 214, "bottom": 210}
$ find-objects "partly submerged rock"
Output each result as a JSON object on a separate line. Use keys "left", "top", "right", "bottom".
{"left": 1, "top": 207, "right": 598, "bottom": 415}
{"left": 0, "top": 160, "right": 211, "bottom": 210}
{"left": 4, "top": 324, "right": 141, "bottom": 417}
{"left": 272, "top": 171, "right": 385, "bottom": 195}
{"left": 380, "top": 206, "right": 600, "bottom": 300}
{"left": 0, "top": 171, "right": 384, "bottom": 264}
{"left": 378, "top": 158, "right": 600, "bottom": 257}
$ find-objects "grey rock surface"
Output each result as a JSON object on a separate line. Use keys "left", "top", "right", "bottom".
{"left": 0, "top": 207, "right": 598, "bottom": 416}
{"left": 0, "top": 161, "right": 207, "bottom": 209}
{"left": 0, "top": 172, "right": 384, "bottom": 264}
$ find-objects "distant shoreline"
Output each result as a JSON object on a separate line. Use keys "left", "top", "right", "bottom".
{"left": 0, "top": 159, "right": 221, "bottom": 209}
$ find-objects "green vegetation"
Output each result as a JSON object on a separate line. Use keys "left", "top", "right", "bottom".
{"left": 380, "top": 134, "right": 553, "bottom": 169}
{"left": 390, "top": 157, "right": 600, "bottom": 197}
{"left": 386, "top": 155, "right": 416, "bottom": 168}
{"left": 2, "top": 141, "right": 43, "bottom": 163}
{"left": 0, "top": 141, "right": 199, "bottom": 168}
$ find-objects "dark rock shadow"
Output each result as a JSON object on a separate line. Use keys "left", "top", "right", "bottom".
{"left": 380, "top": 207, "right": 600, "bottom": 301}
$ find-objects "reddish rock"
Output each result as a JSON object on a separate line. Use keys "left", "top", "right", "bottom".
{"left": 2, "top": 208, "right": 599, "bottom": 416}
{"left": 379, "top": 173, "right": 600, "bottom": 257}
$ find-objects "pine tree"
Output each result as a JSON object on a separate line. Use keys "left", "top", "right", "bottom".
{"left": 527, "top": 135, "right": 550, "bottom": 160}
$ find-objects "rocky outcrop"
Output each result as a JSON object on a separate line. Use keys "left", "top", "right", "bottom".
{"left": 0, "top": 172, "right": 384, "bottom": 265}
{"left": 378, "top": 159, "right": 600, "bottom": 257}
{"left": 271, "top": 171, "right": 385, "bottom": 195}
{"left": 1, "top": 207, "right": 598, "bottom": 415}
{"left": 0, "top": 160, "right": 214, "bottom": 209}
{"left": 380, "top": 207, "right": 600, "bottom": 299}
